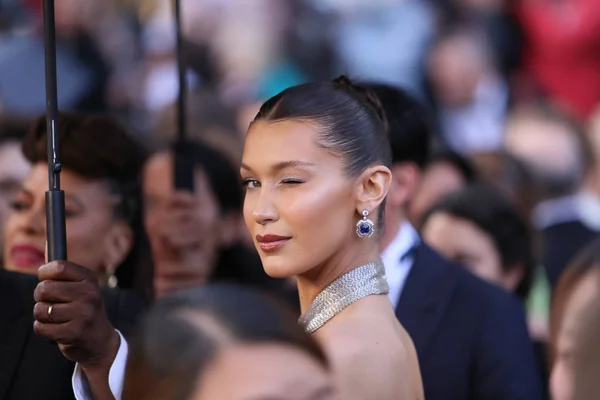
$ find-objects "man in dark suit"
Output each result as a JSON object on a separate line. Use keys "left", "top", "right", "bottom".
{"left": 0, "top": 262, "right": 144, "bottom": 400}
{"left": 366, "top": 83, "right": 544, "bottom": 399}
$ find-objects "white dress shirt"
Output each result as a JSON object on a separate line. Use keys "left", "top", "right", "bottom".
{"left": 532, "top": 191, "right": 600, "bottom": 232}
{"left": 381, "top": 221, "right": 420, "bottom": 309}
{"left": 72, "top": 329, "right": 128, "bottom": 400}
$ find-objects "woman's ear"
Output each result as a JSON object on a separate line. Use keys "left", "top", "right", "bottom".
{"left": 353, "top": 165, "right": 392, "bottom": 213}
{"left": 102, "top": 221, "right": 134, "bottom": 272}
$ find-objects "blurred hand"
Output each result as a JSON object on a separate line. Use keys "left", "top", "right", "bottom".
{"left": 33, "top": 261, "right": 119, "bottom": 371}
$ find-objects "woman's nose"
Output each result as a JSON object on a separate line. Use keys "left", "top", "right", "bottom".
{"left": 22, "top": 205, "right": 45, "bottom": 236}
{"left": 252, "top": 191, "right": 279, "bottom": 226}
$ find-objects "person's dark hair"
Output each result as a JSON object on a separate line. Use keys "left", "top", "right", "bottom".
{"left": 473, "top": 151, "right": 539, "bottom": 222}
{"left": 421, "top": 184, "right": 535, "bottom": 299}
{"left": 362, "top": 83, "right": 432, "bottom": 169}
{"left": 122, "top": 283, "right": 328, "bottom": 400}
{"left": 252, "top": 75, "right": 391, "bottom": 227}
{"left": 550, "top": 237, "right": 600, "bottom": 365}
{"left": 0, "top": 115, "right": 31, "bottom": 144}
{"left": 168, "top": 139, "right": 243, "bottom": 215}
{"left": 22, "top": 112, "right": 153, "bottom": 301}
{"left": 427, "top": 147, "right": 477, "bottom": 182}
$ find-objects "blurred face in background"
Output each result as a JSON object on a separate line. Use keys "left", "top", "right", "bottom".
{"left": 409, "top": 161, "right": 467, "bottom": 226}
{"left": 551, "top": 270, "right": 600, "bottom": 400}
{"left": 421, "top": 211, "right": 520, "bottom": 291}
{"left": 3, "top": 162, "right": 133, "bottom": 280}
{"left": 505, "top": 118, "right": 580, "bottom": 182}
{"left": 143, "top": 151, "right": 237, "bottom": 298}
{"left": 193, "top": 343, "right": 335, "bottom": 400}
{"left": 0, "top": 142, "right": 30, "bottom": 261}
{"left": 422, "top": 213, "right": 498, "bottom": 278}
{"left": 427, "top": 35, "right": 485, "bottom": 107}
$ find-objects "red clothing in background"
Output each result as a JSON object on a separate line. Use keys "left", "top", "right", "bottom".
{"left": 516, "top": 0, "right": 600, "bottom": 120}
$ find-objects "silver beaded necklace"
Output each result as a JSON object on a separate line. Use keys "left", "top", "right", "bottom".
{"left": 298, "top": 260, "right": 389, "bottom": 334}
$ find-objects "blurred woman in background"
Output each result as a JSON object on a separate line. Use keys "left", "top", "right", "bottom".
{"left": 549, "top": 237, "right": 600, "bottom": 400}
{"left": 2, "top": 113, "right": 153, "bottom": 301}
{"left": 572, "top": 280, "right": 600, "bottom": 400}
{"left": 122, "top": 283, "right": 336, "bottom": 400}
{"left": 0, "top": 116, "right": 31, "bottom": 265}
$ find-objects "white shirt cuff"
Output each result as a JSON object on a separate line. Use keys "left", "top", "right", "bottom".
{"left": 72, "top": 329, "right": 129, "bottom": 400}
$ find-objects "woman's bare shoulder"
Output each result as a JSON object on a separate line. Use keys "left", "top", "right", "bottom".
{"left": 315, "top": 297, "right": 424, "bottom": 399}
{"left": 319, "top": 322, "right": 419, "bottom": 400}
{"left": 321, "top": 312, "right": 408, "bottom": 367}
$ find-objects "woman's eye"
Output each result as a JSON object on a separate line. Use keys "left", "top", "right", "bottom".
{"left": 9, "top": 200, "right": 28, "bottom": 211}
{"left": 281, "top": 179, "right": 305, "bottom": 185}
{"left": 243, "top": 179, "right": 261, "bottom": 189}
{"left": 64, "top": 210, "right": 79, "bottom": 218}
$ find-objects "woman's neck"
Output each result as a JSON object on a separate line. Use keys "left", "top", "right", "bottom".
{"left": 296, "top": 245, "right": 381, "bottom": 314}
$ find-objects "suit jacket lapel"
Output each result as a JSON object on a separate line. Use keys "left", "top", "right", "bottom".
{"left": 396, "top": 244, "right": 457, "bottom": 360}
{"left": 0, "top": 272, "right": 33, "bottom": 399}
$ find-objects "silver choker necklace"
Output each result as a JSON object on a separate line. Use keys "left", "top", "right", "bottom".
{"left": 298, "top": 260, "right": 389, "bottom": 334}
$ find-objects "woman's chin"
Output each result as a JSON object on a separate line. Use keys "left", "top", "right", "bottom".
{"left": 262, "top": 260, "right": 299, "bottom": 279}
{"left": 5, "top": 263, "right": 39, "bottom": 275}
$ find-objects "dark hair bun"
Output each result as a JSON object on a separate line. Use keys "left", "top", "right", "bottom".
{"left": 254, "top": 76, "right": 393, "bottom": 180}
{"left": 332, "top": 75, "right": 388, "bottom": 133}
{"left": 332, "top": 74, "right": 353, "bottom": 87}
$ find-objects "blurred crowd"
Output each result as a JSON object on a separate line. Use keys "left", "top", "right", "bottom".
{"left": 1, "top": 0, "right": 600, "bottom": 399}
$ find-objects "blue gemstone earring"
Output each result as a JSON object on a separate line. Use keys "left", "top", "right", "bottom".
{"left": 356, "top": 210, "right": 375, "bottom": 238}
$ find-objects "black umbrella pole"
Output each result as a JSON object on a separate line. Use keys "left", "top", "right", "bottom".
{"left": 43, "top": 0, "right": 67, "bottom": 261}
{"left": 173, "top": 0, "right": 194, "bottom": 191}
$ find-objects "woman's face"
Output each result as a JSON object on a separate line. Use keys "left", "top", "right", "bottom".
{"left": 422, "top": 212, "right": 507, "bottom": 287}
{"left": 241, "top": 120, "right": 359, "bottom": 278}
{"left": 551, "top": 270, "right": 600, "bottom": 400}
{"left": 192, "top": 343, "right": 335, "bottom": 400}
{"left": 0, "top": 142, "right": 31, "bottom": 258}
{"left": 3, "top": 163, "right": 132, "bottom": 277}
{"left": 143, "top": 152, "right": 224, "bottom": 297}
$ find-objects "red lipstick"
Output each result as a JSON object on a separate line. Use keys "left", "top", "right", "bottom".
{"left": 256, "top": 234, "right": 291, "bottom": 252}
{"left": 10, "top": 244, "right": 45, "bottom": 269}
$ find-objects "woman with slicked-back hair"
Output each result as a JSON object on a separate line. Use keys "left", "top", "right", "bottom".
{"left": 240, "top": 76, "right": 423, "bottom": 399}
